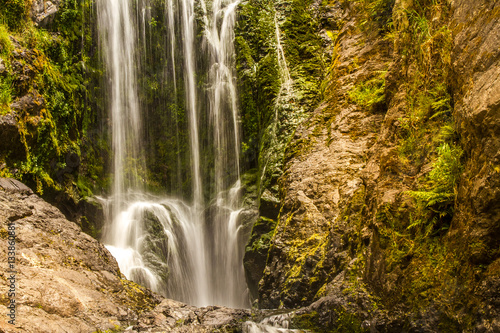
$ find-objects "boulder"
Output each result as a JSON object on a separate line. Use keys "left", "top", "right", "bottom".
{"left": 0, "top": 113, "right": 24, "bottom": 159}
{"left": 10, "top": 91, "right": 45, "bottom": 116}
{"left": 30, "top": 0, "right": 61, "bottom": 28}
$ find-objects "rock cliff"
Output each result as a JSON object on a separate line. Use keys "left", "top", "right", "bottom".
{"left": 242, "top": 0, "right": 500, "bottom": 331}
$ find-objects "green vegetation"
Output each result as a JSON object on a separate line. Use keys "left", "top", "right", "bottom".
{"left": 0, "top": 0, "right": 28, "bottom": 30}
{"left": 0, "top": 1, "right": 108, "bottom": 200}
{"left": 355, "top": 0, "right": 396, "bottom": 32}
{"left": 407, "top": 142, "right": 463, "bottom": 232}
{"left": 0, "top": 75, "right": 12, "bottom": 113}
{"left": 0, "top": 23, "right": 13, "bottom": 54}
{"left": 348, "top": 71, "right": 386, "bottom": 111}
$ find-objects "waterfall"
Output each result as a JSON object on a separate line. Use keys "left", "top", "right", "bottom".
{"left": 203, "top": 0, "right": 245, "bottom": 307}
{"left": 96, "top": 0, "right": 248, "bottom": 308}
{"left": 96, "top": 0, "right": 142, "bottom": 219}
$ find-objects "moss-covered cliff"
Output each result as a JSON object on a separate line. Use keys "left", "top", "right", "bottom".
{"left": 0, "top": 0, "right": 108, "bottom": 237}
{"left": 240, "top": 0, "right": 500, "bottom": 331}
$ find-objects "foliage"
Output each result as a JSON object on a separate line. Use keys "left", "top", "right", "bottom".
{"left": 406, "top": 142, "right": 463, "bottom": 234}
{"left": 0, "top": 0, "right": 109, "bottom": 200}
{"left": 0, "top": 0, "right": 28, "bottom": 31}
{"left": 0, "top": 23, "right": 13, "bottom": 55}
{"left": 0, "top": 75, "right": 13, "bottom": 113}
{"left": 348, "top": 71, "right": 386, "bottom": 110}
{"left": 410, "top": 143, "right": 463, "bottom": 205}
{"left": 355, "top": 0, "right": 396, "bottom": 32}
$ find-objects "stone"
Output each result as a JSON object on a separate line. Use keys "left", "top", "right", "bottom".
{"left": 0, "top": 113, "right": 24, "bottom": 159}
{"left": 0, "top": 183, "right": 256, "bottom": 332}
{"left": 0, "top": 185, "right": 160, "bottom": 332}
{"left": 30, "top": 0, "right": 61, "bottom": 28}
{"left": 10, "top": 91, "right": 45, "bottom": 116}
{"left": 0, "top": 178, "right": 33, "bottom": 195}
{"left": 259, "top": 189, "right": 280, "bottom": 220}
{"left": 0, "top": 58, "right": 5, "bottom": 74}
{"left": 257, "top": 1, "right": 390, "bottom": 308}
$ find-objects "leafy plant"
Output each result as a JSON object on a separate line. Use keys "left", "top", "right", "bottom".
{"left": 0, "top": 75, "right": 13, "bottom": 113}
{"left": 406, "top": 142, "right": 463, "bottom": 235}
{"left": 0, "top": 23, "right": 13, "bottom": 55}
{"left": 348, "top": 71, "right": 386, "bottom": 110}
{"left": 0, "top": 0, "right": 28, "bottom": 30}
{"left": 356, "top": 0, "right": 396, "bottom": 32}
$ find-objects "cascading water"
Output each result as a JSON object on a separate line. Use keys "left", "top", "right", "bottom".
{"left": 203, "top": 0, "right": 246, "bottom": 307}
{"left": 243, "top": 313, "right": 308, "bottom": 333}
{"left": 97, "top": 0, "right": 248, "bottom": 308}
{"left": 96, "top": 0, "right": 143, "bottom": 216}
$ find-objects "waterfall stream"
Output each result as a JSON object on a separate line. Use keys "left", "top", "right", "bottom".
{"left": 97, "top": 0, "right": 248, "bottom": 308}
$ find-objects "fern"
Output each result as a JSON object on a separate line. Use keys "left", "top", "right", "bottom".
{"left": 406, "top": 143, "right": 463, "bottom": 235}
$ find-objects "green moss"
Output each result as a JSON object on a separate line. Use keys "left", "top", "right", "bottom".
{"left": 0, "top": 1, "right": 107, "bottom": 199}
{"left": 291, "top": 311, "right": 321, "bottom": 331}
{"left": 0, "top": 75, "right": 13, "bottom": 114}
{"left": 0, "top": 0, "right": 28, "bottom": 31}
{"left": 282, "top": 234, "right": 328, "bottom": 297}
{"left": 246, "top": 216, "right": 278, "bottom": 254}
{"left": 331, "top": 309, "right": 367, "bottom": 333}
{"left": 282, "top": 0, "right": 325, "bottom": 105}
{"left": 120, "top": 278, "right": 158, "bottom": 313}
{"left": 0, "top": 23, "right": 13, "bottom": 55}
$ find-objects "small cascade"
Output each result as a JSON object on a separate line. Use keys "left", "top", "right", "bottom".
{"left": 243, "top": 313, "right": 308, "bottom": 333}
{"left": 260, "top": 11, "right": 299, "bottom": 186}
{"left": 99, "top": 192, "right": 210, "bottom": 305}
{"left": 274, "top": 13, "right": 293, "bottom": 113}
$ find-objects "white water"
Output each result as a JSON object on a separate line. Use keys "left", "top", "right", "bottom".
{"left": 203, "top": 0, "right": 246, "bottom": 307}
{"left": 97, "top": 0, "right": 248, "bottom": 308}
{"left": 243, "top": 313, "right": 308, "bottom": 333}
{"left": 96, "top": 0, "right": 142, "bottom": 219}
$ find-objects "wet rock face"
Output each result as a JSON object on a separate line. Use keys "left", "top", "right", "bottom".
{"left": 252, "top": 0, "right": 499, "bottom": 330}
{"left": 450, "top": 0, "right": 500, "bottom": 262}
{"left": 257, "top": 2, "right": 391, "bottom": 308}
{"left": 449, "top": 0, "right": 500, "bottom": 327}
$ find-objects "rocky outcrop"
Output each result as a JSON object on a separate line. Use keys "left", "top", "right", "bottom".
{"left": 30, "top": 0, "right": 61, "bottom": 28}
{"left": 448, "top": 0, "right": 500, "bottom": 327}
{"left": 0, "top": 179, "right": 251, "bottom": 332}
{"left": 0, "top": 113, "right": 23, "bottom": 159}
{"left": 0, "top": 179, "right": 159, "bottom": 332}
{"left": 134, "top": 299, "right": 250, "bottom": 332}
